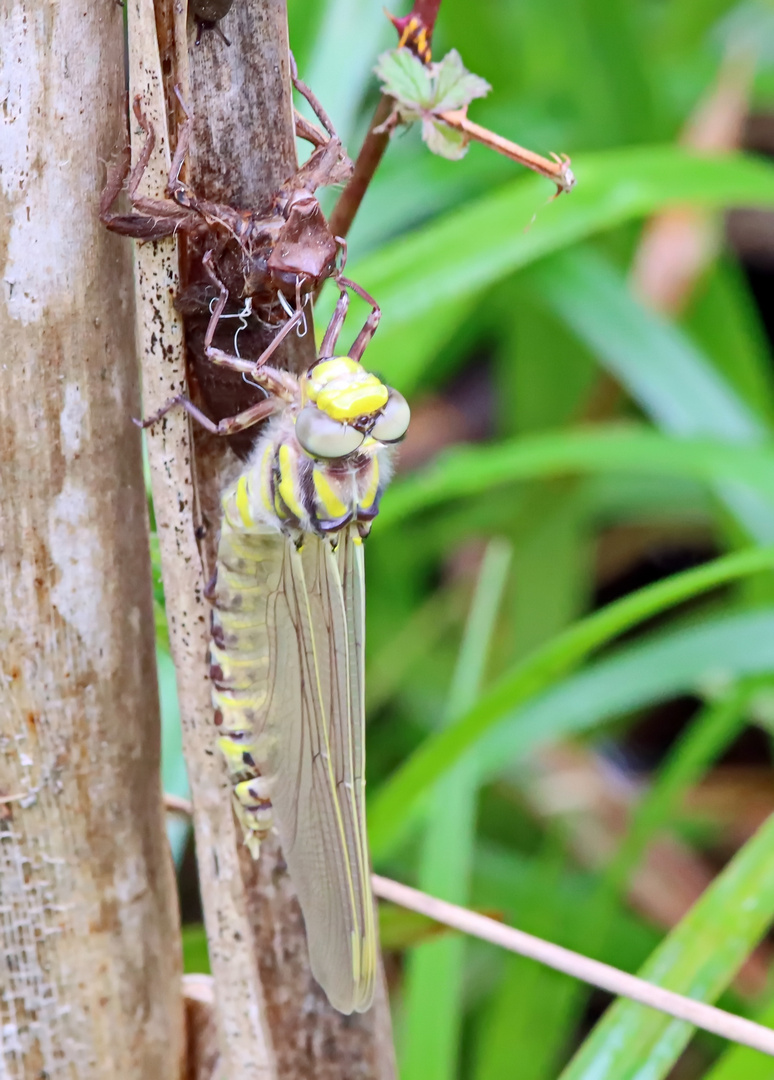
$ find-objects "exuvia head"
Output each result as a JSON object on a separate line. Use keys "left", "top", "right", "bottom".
{"left": 295, "top": 356, "right": 410, "bottom": 460}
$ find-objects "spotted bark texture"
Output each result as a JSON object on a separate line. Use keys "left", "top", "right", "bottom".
{"left": 175, "top": 2, "right": 398, "bottom": 1075}
{"left": 0, "top": 2, "right": 184, "bottom": 1077}
{"left": 124, "top": 1, "right": 276, "bottom": 1075}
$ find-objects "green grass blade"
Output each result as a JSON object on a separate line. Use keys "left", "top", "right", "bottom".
{"left": 704, "top": 998, "right": 774, "bottom": 1080}
{"left": 605, "top": 681, "right": 764, "bottom": 893}
{"left": 379, "top": 427, "right": 774, "bottom": 531}
{"left": 532, "top": 247, "right": 774, "bottom": 541}
{"left": 474, "top": 610, "right": 774, "bottom": 784}
{"left": 369, "top": 546, "right": 774, "bottom": 858}
{"left": 558, "top": 811, "right": 774, "bottom": 1080}
{"left": 338, "top": 149, "right": 774, "bottom": 389}
{"left": 533, "top": 247, "right": 767, "bottom": 439}
{"left": 401, "top": 541, "right": 512, "bottom": 1080}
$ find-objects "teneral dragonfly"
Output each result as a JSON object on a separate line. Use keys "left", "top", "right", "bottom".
{"left": 204, "top": 284, "right": 409, "bottom": 1013}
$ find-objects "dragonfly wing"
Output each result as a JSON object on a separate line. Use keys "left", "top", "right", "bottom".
{"left": 264, "top": 530, "right": 376, "bottom": 1014}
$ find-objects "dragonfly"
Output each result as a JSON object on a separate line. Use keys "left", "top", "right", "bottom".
{"left": 198, "top": 281, "right": 410, "bottom": 1013}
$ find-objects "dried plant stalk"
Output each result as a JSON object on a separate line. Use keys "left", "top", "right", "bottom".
{"left": 179, "top": 4, "right": 397, "bottom": 1072}
{"left": 124, "top": 0, "right": 275, "bottom": 1075}
{"left": 124, "top": 0, "right": 397, "bottom": 1074}
{"left": 0, "top": 1, "right": 183, "bottom": 1076}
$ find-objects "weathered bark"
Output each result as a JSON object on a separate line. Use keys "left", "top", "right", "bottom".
{"left": 158, "top": 2, "right": 398, "bottom": 1074}
{"left": 125, "top": 1, "right": 276, "bottom": 1075}
{"left": 0, "top": 3, "right": 184, "bottom": 1078}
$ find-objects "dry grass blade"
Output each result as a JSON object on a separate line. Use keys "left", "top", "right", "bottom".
{"left": 372, "top": 875, "right": 774, "bottom": 1057}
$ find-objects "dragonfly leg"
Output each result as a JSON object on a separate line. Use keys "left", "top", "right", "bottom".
{"left": 200, "top": 253, "right": 303, "bottom": 399}
{"left": 202, "top": 249, "right": 230, "bottom": 354}
{"left": 101, "top": 99, "right": 172, "bottom": 221}
{"left": 339, "top": 277, "right": 381, "bottom": 362}
{"left": 136, "top": 391, "right": 280, "bottom": 437}
{"left": 205, "top": 345, "right": 298, "bottom": 400}
{"left": 320, "top": 284, "right": 350, "bottom": 356}
{"left": 167, "top": 93, "right": 193, "bottom": 200}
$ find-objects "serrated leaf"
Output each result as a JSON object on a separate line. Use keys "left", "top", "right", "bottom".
{"left": 422, "top": 118, "right": 470, "bottom": 160}
{"left": 375, "top": 46, "right": 491, "bottom": 118}
{"left": 432, "top": 48, "right": 491, "bottom": 112}
{"left": 375, "top": 48, "right": 435, "bottom": 110}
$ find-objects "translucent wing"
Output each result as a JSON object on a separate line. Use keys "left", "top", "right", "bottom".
{"left": 264, "top": 525, "right": 376, "bottom": 1013}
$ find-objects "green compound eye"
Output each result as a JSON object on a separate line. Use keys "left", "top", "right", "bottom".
{"left": 371, "top": 390, "right": 410, "bottom": 444}
{"left": 295, "top": 405, "right": 365, "bottom": 459}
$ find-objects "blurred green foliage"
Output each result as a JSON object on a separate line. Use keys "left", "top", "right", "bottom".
{"left": 167, "top": 1, "right": 774, "bottom": 1076}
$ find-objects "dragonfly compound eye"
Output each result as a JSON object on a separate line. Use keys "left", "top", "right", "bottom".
{"left": 371, "top": 389, "right": 411, "bottom": 444}
{"left": 295, "top": 406, "right": 365, "bottom": 459}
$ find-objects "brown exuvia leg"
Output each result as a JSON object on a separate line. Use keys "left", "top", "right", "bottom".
{"left": 100, "top": 96, "right": 197, "bottom": 238}
{"left": 320, "top": 285, "right": 350, "bottom": 357}
{"left": 339, "top": 277, "right": 381, "bottom": 362}
{"left": 289, "top": 52, "right": 337, "bottom": 140}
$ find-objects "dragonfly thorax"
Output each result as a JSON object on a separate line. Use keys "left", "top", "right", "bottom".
{"left": 225, "top": 409, "right": 392, "bottom": 540}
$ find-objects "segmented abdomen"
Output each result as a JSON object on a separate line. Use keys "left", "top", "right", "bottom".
{"left": 210, "top": 487, "right": 284, "bottom": 857}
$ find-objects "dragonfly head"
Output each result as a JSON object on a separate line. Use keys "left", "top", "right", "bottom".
{"left": 295, "top": 356, "right": 410, "bottom": 460}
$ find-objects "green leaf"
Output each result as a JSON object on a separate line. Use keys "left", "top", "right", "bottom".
{"left": 431, "top": 49, "right": 492, "bottom": 112}
{"left": 379, "top": 427, "right": 774, "bottom": 531}
{"left": 368, "top": 546, "right": 774, "bottom": 859}
{"left": 422, "top": 117, "right": 470, "bottom": 160}
{"left": 375, "top": 48, "right": 435, "bottom": 111}
{"left": 532, "top": 247, "right": 774, "bottom": 541}
{"left": 401, "top": 542, "right": 511, "bottom": 1080}
{"left": 604, "top": 682, "right": 762, "bottom": 893}
{"left": 343, "top": 149, "right": 774, "bottom": 390}
{"left": 558, "top": 811, "right": 774, "bottom": 1080}
{"left": 532, "top": 249, "right": 767, "bottom": 441}
{"left": 375, "top": 47, "right": 491, "bottom": 114}
{"left": 182, "top": 924, "right": 211, "bottom": 975}
{"left": 473, "top": 610, "right": 774, "bottom": 786}
{"left": 704, "top": 997, "right": 774, "bottom": 1080}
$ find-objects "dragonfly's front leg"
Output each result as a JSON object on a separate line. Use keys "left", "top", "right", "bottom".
{"left": 136, "top": 393, "right": 280, "bottom": 437}
{"left": 138, "top": 327, "right": 297, "bottom": 437}
{"left": 139, "top": 252, "right": 299, "bottom": 437}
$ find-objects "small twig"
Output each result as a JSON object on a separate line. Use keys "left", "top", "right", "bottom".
{"left": 328, "top": 1, "right": 444, "bottom": 241}
{"left": 328, "top": 96, "right": 394, "bottom": 240}
{"left": 438, "top": 108, "right": 576, "bottom": 194}
{"left": 372, "top": 874, "right": 774, "bottom": 1057}
{"left": 164, "top": 793, "right": 194, "bottom": 817}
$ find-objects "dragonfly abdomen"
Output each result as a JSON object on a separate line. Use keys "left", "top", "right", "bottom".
{"left": 211, "top": 504, "right": 284, "bottom": 856}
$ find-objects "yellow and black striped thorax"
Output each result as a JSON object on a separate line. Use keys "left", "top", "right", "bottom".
{"left": 225, "top": 355, "right": 409, "bottom": 538}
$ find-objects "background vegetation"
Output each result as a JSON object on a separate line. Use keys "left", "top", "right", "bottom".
{"left": 160, "top": 1, "right": 774, "bottom": 1076}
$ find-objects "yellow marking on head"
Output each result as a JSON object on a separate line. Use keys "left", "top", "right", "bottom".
{"left": 306, "top": 357, "right": 361, "bottom": 403}
{"left": 313, "top": 467, "right": 348, "bottom": 519}
{"left": 277, "top": 443, "right": 305, "bottom": 520}
{"left": 317, "top": 376, "right": 388, "bottom": 422}
{"left": 360, "top": 457, "right": 379, "bottom": 510}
